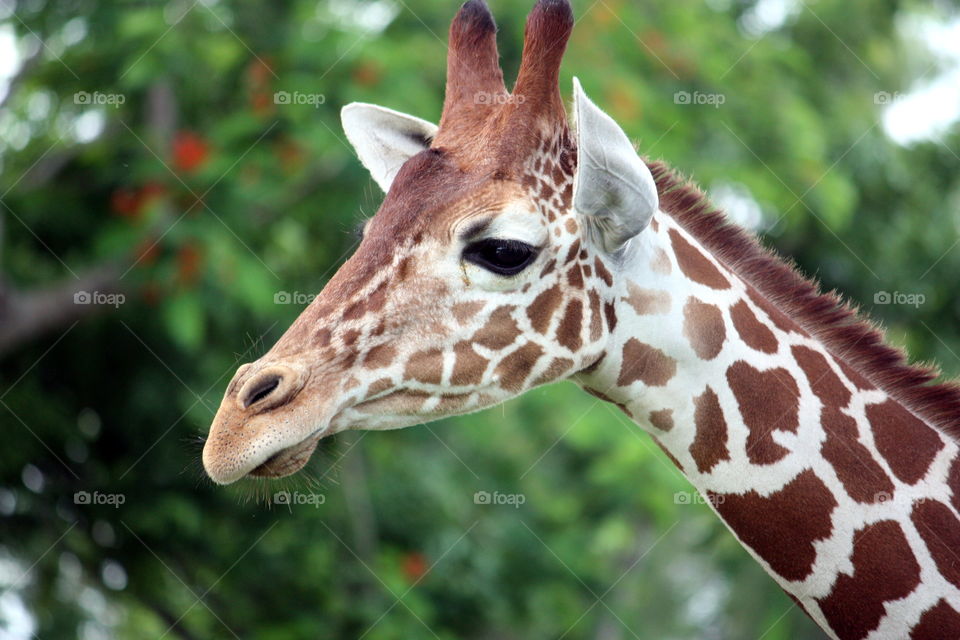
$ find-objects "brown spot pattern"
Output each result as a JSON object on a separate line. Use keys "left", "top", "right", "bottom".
{"left": 682, "top": 297, "right": 725, "bottom": 360}
{"left": 363, "top": 344, "right": 396, "bottom": 369}
{"left": 527, "top": 286, "right": 562, "bottom": 334}
{"left": 820, "top": 406, "right": 895, "bottom": 504}
{"left": 617, "top": 339, "right": 677, "bottom": 387}
{"left": 726, "top": 361, "right": 800, "bottom": 465}
{"left": 367, "top": 377, "right": 393, "bottom": 396}
{"left": 567, "top": 264, "right": 584, "bottom": 289}
{"left": 949, "top": 456, "right": 960, "bottom": 515}
{"left": 431, "top": 394, "right": 469, "bottom": 414}
{"left": 910, "top": 600, "right": 960, "bottom": 640}
{"left": 791, "top": 345, "right": 851, "bottom": 409}
{"left": 343, "top": 299, "right": 366, "bottom": 321}
{"left": 405, "top": 348, "right": 443, "bottom": 385}
{"left": 346, "top": 281, "right": 390, "bottom": 320}
{"left": 540, "top": 258, "right": 557, "bottom": 277}
{"left": 556, "top": 299, "right": 583, "bottom": 351}
{"left": 648, "top": 409, "right": 673, "bottom": 432}
{"left": 594, "top": 257, "right": 613, "bottom": 286}
{"left": 531, "top": 357, "right": 574, "bottom": 387}
{"left": 314, "top": 328, "right": 332, "bottom": 347}
{"left": 745, "top": 286, "right": 801, "bottom": 335}
{"left": 495, "top": 342, "right": 545, "bottom": 391}
{"left": 451, "top": 341, "right": 488, "bottom": 386}
{"left": 730, "top": 300, "right": 778, "bottom": 354}
{"left": 396, "top": 256, "right": 411, "bottom": 281}
{"left": 711, "top": 470, "right": 836, "bottom": 581}
{"left": 624, "top": 282, "right": 670, "bottom": 316}
{"left": 689, "top": 386, "right": 730, "bottom": 473}
{"left": 817, "top": 520, "right": 921, "bottom": 640}
{"left": 911, "top": 499, "right": 960, "bottom": 590}
{"left": 837, "top": 358, "right": 875, "bottom": 391}
{"left": 588, "top": 290, "right": 603, "bottom": 341}
{"left": 867, "top": 399, "right": 943, "bottom": 485}
{"left": 472, "top": 306, "right": 520, "bottom": 349}
{"left": 603, "top": 302, "right": 617, "bottom": 332}
{"left": 668, "top": 228, "right": 730, "bottom": 289}
{"left": 452, "top": 301, "right": 485, "bottom": 324}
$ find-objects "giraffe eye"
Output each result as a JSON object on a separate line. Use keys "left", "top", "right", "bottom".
{"left": 463, "top": 239, "right": 538, "bottom": 276}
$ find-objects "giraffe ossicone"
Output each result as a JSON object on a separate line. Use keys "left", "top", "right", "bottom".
{"left": 203, "top": 1, "right": 960, "bottom": 637}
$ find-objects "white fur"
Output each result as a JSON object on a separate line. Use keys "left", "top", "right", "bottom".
{"left": 571, "top": 77, "right": 659, "bottom": 253}
{"left": 341, "top": 103, "right": 438, "bottom": 193}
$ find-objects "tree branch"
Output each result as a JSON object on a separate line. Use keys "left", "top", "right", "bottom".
{"left": 0, "top": 264, "right": 125, "bottom": 357}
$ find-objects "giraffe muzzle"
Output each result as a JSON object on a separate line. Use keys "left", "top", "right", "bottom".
{"left": 202, "top": 361, "right": 327, "bottom": 484}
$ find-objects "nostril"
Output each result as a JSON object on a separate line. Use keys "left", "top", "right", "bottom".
{"left": 233, "top": 364, "right": 306, "bottom": 413}
{"left": 242, "top": 374, "right": 281, "bottom": 409}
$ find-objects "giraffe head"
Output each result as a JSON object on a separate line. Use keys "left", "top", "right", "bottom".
{"left": 202, "top": 0, "right": 659, "bottom": 484}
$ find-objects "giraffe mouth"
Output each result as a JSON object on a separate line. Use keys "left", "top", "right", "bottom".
{"left": 248, "top": 432, "right": 323, "bottom": 479}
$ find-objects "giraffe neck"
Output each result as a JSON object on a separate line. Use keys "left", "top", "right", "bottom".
{"left": 576, "top": 211, "right": 960, "bottom": 640}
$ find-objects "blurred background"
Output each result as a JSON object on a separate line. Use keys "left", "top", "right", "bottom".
{"left": 1, "top": 0, "right": 959, "bottom": 638}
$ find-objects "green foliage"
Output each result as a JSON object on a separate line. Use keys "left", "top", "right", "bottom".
{"left": 1, "top": 0, "right": 958, "bottom": 638}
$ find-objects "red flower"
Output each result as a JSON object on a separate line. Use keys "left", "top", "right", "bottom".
{"left": 111, "top": 187, "right": 141, "bottom": 218}
{"left": 401, "top": 552, "right": 428, "bottom": 583}
{"left": 172, "top": 131, "right": 210, "bottom": 173}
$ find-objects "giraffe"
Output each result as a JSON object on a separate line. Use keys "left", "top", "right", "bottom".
{"left": 201, "top": 1, "right": 960, "bottom": 637}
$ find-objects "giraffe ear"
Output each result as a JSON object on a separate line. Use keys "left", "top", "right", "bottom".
{"left": 571, "top": 78, "right": 659, "bottom": 253}
{"left": 341, "top": 103, "right": 439, "bottom": 193}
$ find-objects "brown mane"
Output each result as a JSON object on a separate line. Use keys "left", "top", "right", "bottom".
{"left": 648, "top": 160, "right": 960, "bottom": 439}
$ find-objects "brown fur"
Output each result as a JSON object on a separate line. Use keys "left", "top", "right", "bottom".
{"left": 438, "top": 0, "right": 507, "bottom": 144}
{"left": 433, "top": 0, "right": 573, "bottom": 170}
